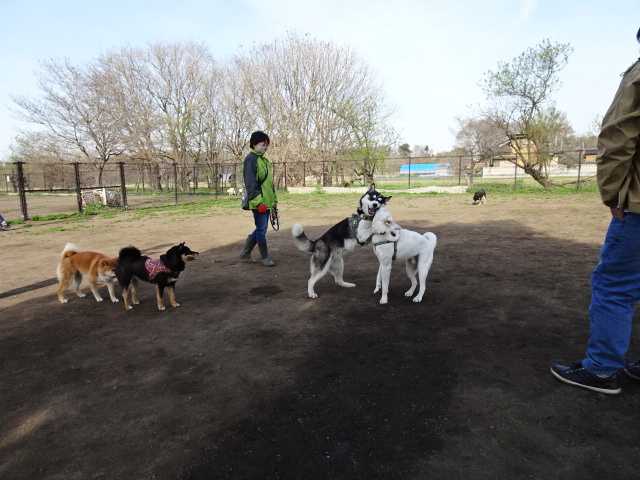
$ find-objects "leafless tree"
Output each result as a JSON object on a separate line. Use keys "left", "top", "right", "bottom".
{"left": 13, "top": 59, "right": 125, "bottom": 185}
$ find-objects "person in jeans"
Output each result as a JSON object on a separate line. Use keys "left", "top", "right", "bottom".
{"left": 551, "top": 27, "right": 640, "bottom": 394}
{"left": 240, "top": 131, "right": 277, "bottom": 267}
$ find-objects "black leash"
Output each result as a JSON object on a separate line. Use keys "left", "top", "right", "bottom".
{"left": 270, "top": 206, "right": 280, "bottom": 231}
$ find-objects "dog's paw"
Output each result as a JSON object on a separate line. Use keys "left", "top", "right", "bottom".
{"left": 308, "top": 292, "right": 318, "bottom": 299}
{"left": 76, "top": 292, "right": 87, "bottom": 298}
{"left": 132, "top": 299, "right": 140, "bottom": 305}
{"left": 158, "top": 305, "right": 166, "bottom": 311}
{"left": 404, "top": 290, "right": 415, "bottom": 297}
{"left": 111, "top": 298, "right": 120, "bottom": 303}
{"left": 125, "top": 305, "right": 134, "bottom": 311}
{"left": 373, "top": 287, "right": 380, "bottom": 294}
{"left": 340, "top": 282, "right": 356, "bottom": 288}
{"left": 59, "top": 298, "right": 68, "bottom": 304}
{"left": 379, "top": 297, "right": 388, "bottom": 305}
{"left": 172, "top": 303, "right": 181, "bottom": 308}
{"left": 412, "top": 296, "right": 423, "bottom": 303}
{"left": 95, "top": 297, "right": 104, "bottom": 303}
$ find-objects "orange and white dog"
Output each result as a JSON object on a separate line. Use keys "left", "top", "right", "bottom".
{"left": 56, "top": 243, "right": 119, "bottom": 304}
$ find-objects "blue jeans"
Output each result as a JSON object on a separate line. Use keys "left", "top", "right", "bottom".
{"left": 250, "top": 210, "right": 270, "bottom": 244}
{"left": 583, "top": 213, "right": 640, "bottom": 376}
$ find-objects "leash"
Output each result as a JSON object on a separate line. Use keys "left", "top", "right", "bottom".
{"left": 373, "top": 239, "right": 398, "bottom": 261}
{"left": 270, "top": 206, "right": 280, "bottom": 231}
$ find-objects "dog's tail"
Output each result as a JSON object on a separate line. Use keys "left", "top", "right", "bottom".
{"left": 291, "top": 224, "right": 314, "bottom": 253}
{"left": 118, "top": 246, "right": 142, "bottom": 263}
{"left": 423, "top": 232, "right": 437, "bottom": 249}
{"left": 57, "top": 243, "right": 80, "bottom": 280}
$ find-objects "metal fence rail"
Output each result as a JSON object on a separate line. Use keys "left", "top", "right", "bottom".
{"left": 0, "top": 149, "right": 598, "bottom": 221}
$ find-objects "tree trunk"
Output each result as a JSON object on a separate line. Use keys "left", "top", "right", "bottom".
{"left": 523, "top": 164, "right": 552, "bottom": 188}
{"left": 97, "top": 165, "right": 105, "bottom": 187}
{"left": 153, "top": 163, "right": 162, "bottom": 191}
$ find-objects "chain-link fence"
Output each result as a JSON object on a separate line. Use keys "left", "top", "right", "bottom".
{"left": 0, "top": 149, "right": 598, "bottom": 221}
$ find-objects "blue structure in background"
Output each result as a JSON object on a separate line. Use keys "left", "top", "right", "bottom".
{"left": 399, "top": 163, "right": 450, "bottom": 176}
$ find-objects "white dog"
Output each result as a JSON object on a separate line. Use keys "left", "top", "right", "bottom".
{"left": 371, "top": 206, "right": 437, "bottom": 305}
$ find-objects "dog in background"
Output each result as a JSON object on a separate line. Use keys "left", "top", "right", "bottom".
{"left": 115, "top": 242, "right": 199, "bottom": 311}
{"left": 371, "top": 207, "right": 437, "bottom": 305}
{"left": 56, "top": 243, "right": 119, "bottom": 304}
{"left": 292, "top": 185, "right": 390, "bottom": 298}
{"left": 472, "top": 189, "right": 487, "bottom": 205}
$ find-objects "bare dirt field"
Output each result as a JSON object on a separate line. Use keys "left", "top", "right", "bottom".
{"left": 2, "top": 192, "right": 640, "bottom": 479}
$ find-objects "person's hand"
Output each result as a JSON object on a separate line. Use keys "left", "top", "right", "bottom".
{"left": 257, "top": 203, "right": 268, "bottom": 214}
{"left": 611, "top": 207, "right": 625, "bottom": 220}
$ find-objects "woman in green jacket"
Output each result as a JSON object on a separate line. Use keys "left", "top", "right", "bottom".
{"left": 240, "top": 131, "right": 277, "bottom": 266}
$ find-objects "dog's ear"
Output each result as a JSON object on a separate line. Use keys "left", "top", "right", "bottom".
{"left": 383, "top": 195, "right": 392, "bottom": 203}
{"left": 368, "top": 183, "right": 376, "bottom": 191}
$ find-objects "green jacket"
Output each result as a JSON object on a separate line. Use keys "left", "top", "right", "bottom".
{"left": 243, "top": 150, "right": 277, "bottom": 209}
{"left": 597, "top": 58, "right": 640, "bottom": 212}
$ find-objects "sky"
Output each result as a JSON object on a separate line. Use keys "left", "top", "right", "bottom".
{"left": 0, "top": 0, "right": 638, "bottom": 159}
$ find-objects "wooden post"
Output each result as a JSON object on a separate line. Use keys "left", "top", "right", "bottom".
{"left": 118, "top": 162, "right": 128, "bottom": 209}
{"left": 284, "top": 162, "right": 288, "bottom": 190}
{"left": 14, "top": 161, "right": 29, "bottom": 220}
{"left": 303, "top": 162, "right": 306, "bottom": 187}
{"left": 73, "top": 162, "right": 83, "bottom": 213}
{"left": 458, "top": 156, "right": 463, "bottom": 186}
{"left": 173, "top": 162, "right": 178, "bottom": 205}
{"left": 576, "top": 149, "right": 583, "bottom": 191}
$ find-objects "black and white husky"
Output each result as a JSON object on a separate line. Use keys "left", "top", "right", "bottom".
{"left": 292, "top": 186, "right": 391, "bottom": 298}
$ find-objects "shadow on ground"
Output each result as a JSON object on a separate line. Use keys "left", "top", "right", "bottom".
{"left": 2, "top": 220, "right": 640, "bottom": 480}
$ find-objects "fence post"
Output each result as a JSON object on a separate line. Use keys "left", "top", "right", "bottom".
{"left": 458, "top": 156, "right": 463, "bottom": 186}
{"left": 513, "top": 161, "right": 518, "bottom": 190}
{"left": 118, "top": 162, "right": 128, "bottom": 209}
{"left": 576, "top": 149, "right": 583, "bottom": 191}
{"left": 284, "top": 162, "right": 288, "bottom": 190}
{"left": 321, "top": 161, "right": 326, "bottom": 187}
{"left": 303, "top": 162, "right": 306, "bottom": 187}
{"left": 14, "top": 161, "right": 29, "bottom": 220}
{"left": 193, "top": 164, "right": 197, "bottom": 194}
{"left": 173, "top": 161, "right": 178, "bottom": 205}
{"left": 408, "top": 157, "right": 412, "bottom": 189}
{"left": 72, "top": 162, "right": 83, "bottom": 214}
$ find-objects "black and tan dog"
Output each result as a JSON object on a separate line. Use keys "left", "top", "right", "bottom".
{"left": 115, "top": 242, "right": 199, "bottom": 311}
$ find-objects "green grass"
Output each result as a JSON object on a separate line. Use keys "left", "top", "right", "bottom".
{"left": 6, "top": 185, "right": 600, "bottom": 230}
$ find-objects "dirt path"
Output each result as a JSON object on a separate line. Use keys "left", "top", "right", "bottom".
{"left": 3, "top": 193, "right": 640, "bottom": 479}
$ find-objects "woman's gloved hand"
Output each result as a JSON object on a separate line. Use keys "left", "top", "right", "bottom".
{"left": 257, "top": 203, "right": 268, "bottom": 214}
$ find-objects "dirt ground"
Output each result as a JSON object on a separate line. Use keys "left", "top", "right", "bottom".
{"left": 2, "top": 192, "right": 640, "bottom": 479}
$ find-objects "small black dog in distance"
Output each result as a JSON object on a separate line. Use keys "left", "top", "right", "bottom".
{"left": 116, "top": 242, "right": 199, "bottom": 311}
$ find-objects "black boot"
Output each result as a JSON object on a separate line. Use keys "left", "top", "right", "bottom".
{"left": 258, "top": 241, "right": 275, "bottom": 267}
{"left": 240, "top": 235, "right": 257, "bottom": 260}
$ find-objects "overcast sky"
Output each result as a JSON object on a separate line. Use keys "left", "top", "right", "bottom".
{"left": 0, "top": 0, "right": 638, "bottom": 158}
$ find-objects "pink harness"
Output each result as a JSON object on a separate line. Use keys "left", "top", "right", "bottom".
{"left": 145, "top": 258, "right": 172, "bottom": 280}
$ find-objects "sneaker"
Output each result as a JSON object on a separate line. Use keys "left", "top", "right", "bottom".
{"left": 624, "top": 360, "right": 640, "bottom": 381}
{"left": 550, "top": 361, "right": 621, "bottom": 395}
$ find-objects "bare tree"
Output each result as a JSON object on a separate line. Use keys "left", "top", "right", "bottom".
{"left": 13, "top": 59, "right": 124, "bottom": 185}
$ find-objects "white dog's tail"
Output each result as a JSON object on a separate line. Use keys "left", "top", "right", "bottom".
{"left": 57, "top": 243, "right": 80, "bottom": 280}
{"left": 423, "top": 232, "right": 437, "bottom": 249}
{"left": 292, "top": 224, "right": 314, "bottom": 253}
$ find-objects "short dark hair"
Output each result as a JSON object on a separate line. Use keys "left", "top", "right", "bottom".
{"left": 249, "top": 131, "right": 270, "bottom": 148}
